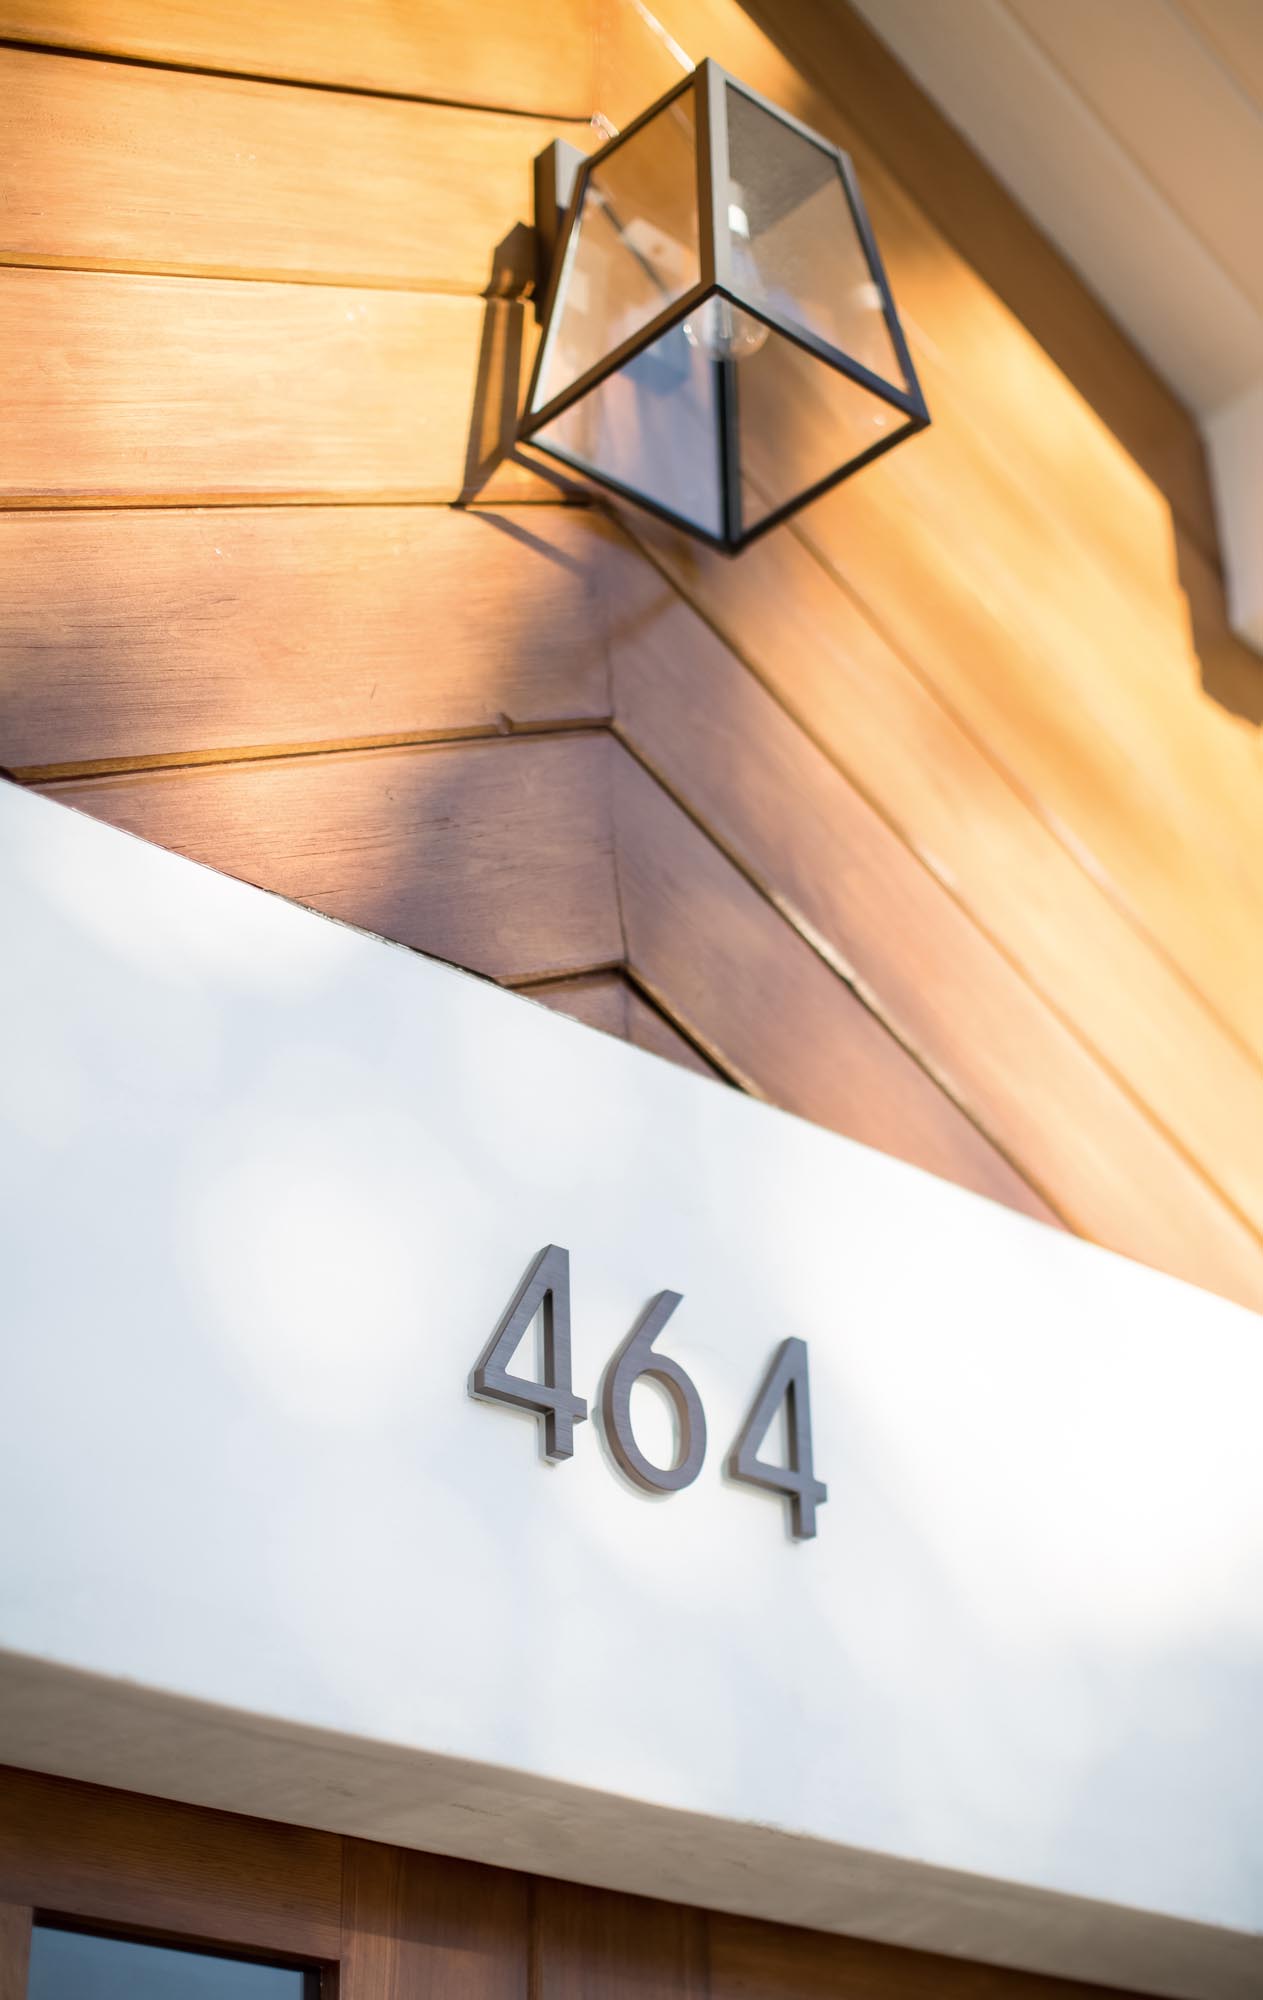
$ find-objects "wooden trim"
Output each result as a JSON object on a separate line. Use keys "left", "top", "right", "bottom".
{"left": 533, "top": 1881, "right": 708, "bottom": 2000}
{"left": 710, "top": 1909, "right": 1141, "bottom": 2000}
{"left": 0, "top": 49, "right": 592, "bottom": 294}
{"left": 340, "top": 1839, "right": 529, "bottom": 2000}
{"left": 0, "top": 1768, "right": 1160, "bottom": 2000}
{"left": 523, "top": 971, "right": 728, "bottom": 1080}
{"left": 0, "top": 1904, "right": 31, "bottom": 2000}
{"left": 0, "top": 1768, "right": 340, "bottom": 1959}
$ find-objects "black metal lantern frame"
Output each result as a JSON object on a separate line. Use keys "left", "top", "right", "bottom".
{"left": 519, "top": 59, "right": 930, "bottom": 555}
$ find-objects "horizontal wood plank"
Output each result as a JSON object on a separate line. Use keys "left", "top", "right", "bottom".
{"left": 525, "top": 971, "right": 725, "bottom": 1078}
{"left": 610, "top": 749, "right": 1059, "bottom": 1223}
{"left": 0, "top": 49, "right": 590, "bottom": 292}
{"left": 0, "top": 1767, "right": 341, "bottom": 1958}
{"left": 0, "top": 508, "right": 612, "bottom": 772}
{"left": 0, "top": 269, "right": 548, "bottom": 505}
{"left": 626, "top": 511, "right": 1263, "bottom": 1257}
{"left": 41, "top": 734, "right": 623, "bottom": 980}
{"left": 0, "top": 0, "right": 594, "bottom": 117}
{"left": 610, "top": 548, "right": 1263, "bottom": 1304}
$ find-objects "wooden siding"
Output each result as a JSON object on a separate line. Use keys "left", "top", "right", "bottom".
{"left": 0, "top": 0, "right": 1260, "bottom": 1340}
{"left": 0, "top": 1768, "right": 1153, "bottom": 2000}
{"left": 0, "top": 0, "right": 595, "bottom": 114}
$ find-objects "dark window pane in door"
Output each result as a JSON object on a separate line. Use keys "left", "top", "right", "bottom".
{"left": 28, "top": 1927, "right": 316, "bottom": 2000}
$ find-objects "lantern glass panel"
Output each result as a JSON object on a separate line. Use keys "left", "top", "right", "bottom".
{"left": 533, "top": 88, "right": 701, "bottom": 411}
{"left": 730, "top": 314, "right": 910, "bottom": 532}
{"left": 533, "top": 316, "right": 723, "bottom": 537}
{"left": 723, "top": 84, "right": 904, "bottom": 392}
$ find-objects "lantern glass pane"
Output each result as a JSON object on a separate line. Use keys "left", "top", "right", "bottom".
{"left": 731, "top": 317, "right": 909, "bottom": 532}
{"left": 723, "top": 85, "right": 904, "bottom": 391}
{"left": 533, "top": 318, "right": 722, "bottom": 537}
{"left": 533, "top": 89, "right": 701, "bottom": 411}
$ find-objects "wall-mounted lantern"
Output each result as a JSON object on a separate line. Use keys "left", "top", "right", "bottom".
{"left": 520, "top": 60, "right": 930, "bottom": 555}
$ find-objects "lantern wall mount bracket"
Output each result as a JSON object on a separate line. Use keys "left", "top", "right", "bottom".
{"left": 520, "top": 60, "right": 930, "bottom": 555}
{"left": 533, "top": 139, "right": 587, "bottom": 324}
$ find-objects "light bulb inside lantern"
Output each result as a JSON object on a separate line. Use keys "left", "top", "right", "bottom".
{"left": 682, "top": 297, "right": 770, "bottom": 362}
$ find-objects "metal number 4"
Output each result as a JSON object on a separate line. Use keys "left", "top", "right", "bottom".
{"left": 470, "top": 1244, "right": 588, "bottom": 1460}
{"left": 727, "top": 1337, "right": 828, "bottom": 1540}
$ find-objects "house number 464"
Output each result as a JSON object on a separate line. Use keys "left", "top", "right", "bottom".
{"left": 469, "top": 1246, "right": 827, "bottom": 1540}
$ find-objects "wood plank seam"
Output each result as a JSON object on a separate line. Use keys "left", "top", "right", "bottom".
{"left": 0, "top": 257, "right": 542, "bottom": 298}
{"left": 12, "top": 715, "right": 613, "bottom": 787}
{"left": 784, "top": 509, "right": 1263, "bottom": 1084}
{"left": 608, "top": 729, "right": 1070, "bottom": 1229}
{"left": 0, "top": 37, "right": 595, "bottom": 125}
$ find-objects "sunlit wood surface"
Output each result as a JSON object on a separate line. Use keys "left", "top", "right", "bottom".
{"left": 1, "top": 0, "right": 1261, "bottom": 1319}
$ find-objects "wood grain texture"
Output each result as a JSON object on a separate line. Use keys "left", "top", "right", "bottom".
{"left": 801, "top": 422, "right": 1263, "bottom": 1067}
{"left": 0, "top": 1904, "right": 31, "bottom": 2000}
{"left": 525, "top": 971, "right": 726, "bottom": 1078}
{"left": 625, "top": 510, "right": 1263, "bottom": 1270}
{"left": 710, "top": 1910, "right": 1141, "bottom": 2000}
{"left": 0, "top": 0, "right": 595, "bottom": 117}
{"left": 41, "top": 734, "right": 623, "bottom": 979}
{"left": 0, "top": 508, "right": 612, "bottom": 773}
{"left": 0, "top": 50, "right": 590, "bottom": 292}
{"left": 0, "top": 1767, "right": 341, "bottom": 1957}
{"left": 0, "top": 269, "right": 546, "bottom": 505}
{"left": 750, "top": 0, "right": 1220, "bottom": 563}
{"left": 533, "top": 1880, "right": 708, "bottom": 2000}
{"left": 609, "top": 549, "right": 1263, "bottom": 1302}
{"left": 341, "top": 1838, "right": 528, "bottom": 2000}
{"left": 599, "top": 0, "right": 1263, "bottom": 1044}
{"left": 610, "top": 749, "right": 1058, "bottom": 1223}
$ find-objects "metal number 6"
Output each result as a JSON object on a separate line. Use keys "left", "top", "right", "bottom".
{"left": 601, "top": 1290, "right": 707, "bottom": 1492}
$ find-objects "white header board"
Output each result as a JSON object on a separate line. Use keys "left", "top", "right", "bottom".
{"left": 1, "top": 782, "right": 1261, "bottom": 1998}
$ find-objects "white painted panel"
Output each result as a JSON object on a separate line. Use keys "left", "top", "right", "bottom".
{"left": 1, "top": 784, "right": 1262, "bottom": 1996}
